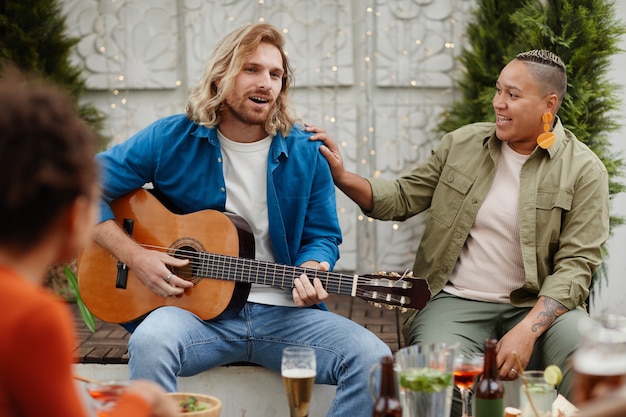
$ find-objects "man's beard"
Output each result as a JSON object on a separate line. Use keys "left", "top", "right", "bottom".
{"left": 223, "top": 96, "right": 273, "bottom": 127}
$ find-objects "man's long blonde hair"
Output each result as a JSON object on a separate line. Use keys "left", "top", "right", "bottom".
{"left": 186, "top": 23, "right": 296, "bottom": 137}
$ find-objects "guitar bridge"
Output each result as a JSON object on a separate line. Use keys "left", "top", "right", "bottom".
{"left": 115, "top": 218, "right": 134, "bottom": 289}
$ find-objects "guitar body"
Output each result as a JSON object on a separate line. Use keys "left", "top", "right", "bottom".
{"left": 77, "top": 189, "right": 253, "bottom": 323}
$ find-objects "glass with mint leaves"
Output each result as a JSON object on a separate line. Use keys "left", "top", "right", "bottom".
{"left": 395, "top": 343, "right": 457, "bottom": 417}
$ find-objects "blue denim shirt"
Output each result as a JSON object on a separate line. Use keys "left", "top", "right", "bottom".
{"left": 96, "top": 114, "right": 342, "bottom": 269}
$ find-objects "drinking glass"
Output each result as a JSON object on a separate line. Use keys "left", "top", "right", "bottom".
{"left": 395, "top": 342, "right": 458, "bottom": 417}
{"left": 281, "top": 346, "right": 316, "bottom": 417}
{"left": 519, "top": 371, "right": 556, "bottom": 417}
{"left": 85, "top": 380, "right": 129, "bottom": 417}
{"left": 572, "top": 314, "right": 626, "bottom": 405}
{"left": 453, "top": 352, "right": 483, "bottom": 417}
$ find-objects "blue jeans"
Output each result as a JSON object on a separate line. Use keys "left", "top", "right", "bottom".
{"left": 127, "top": 302, "right": 391, "bottom": 416}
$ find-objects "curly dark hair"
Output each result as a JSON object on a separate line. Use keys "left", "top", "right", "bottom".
{"left": 0, "top": 66, "right": 99, "bottom": 251}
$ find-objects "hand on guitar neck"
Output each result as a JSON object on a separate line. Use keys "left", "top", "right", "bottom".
{"left": 91, "top": 218, "right": 194, "bottom": 298}
{"left": 293, "top": 260, "right": 331, "bottom": 307}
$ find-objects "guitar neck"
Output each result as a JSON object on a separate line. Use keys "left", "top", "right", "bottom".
{"left": 199, "top": 252, "right": 358, "bottom": 297}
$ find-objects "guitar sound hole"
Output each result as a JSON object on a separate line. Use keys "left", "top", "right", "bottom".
{"left": 171, "top": 245, "right": 201, "bottom": 284}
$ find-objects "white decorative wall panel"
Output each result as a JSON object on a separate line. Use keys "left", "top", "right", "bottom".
{"left": 64, "top": 0, "right": 179, "bottom": 90}
{"left": 373, "top": 103, "right": 442, "bottom": 174}
{"left": 375, "top": 0, "right": 472, "bottom": 87}
{"left": 183, "top": 0, "right": 355, "bottom": 87}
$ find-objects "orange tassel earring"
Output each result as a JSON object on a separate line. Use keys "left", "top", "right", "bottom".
{"left": 537, "top": 112, "right": 555, "bottom": 149}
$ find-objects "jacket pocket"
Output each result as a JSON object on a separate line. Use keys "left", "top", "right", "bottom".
{"left": 536, "top": 189, "right": 573, "bottom": 244}
{"left": 430, "top": 165, "right": 473, "bottom": 227}
{"left": 536, "top": 189, "right": 573, "bottom": 212}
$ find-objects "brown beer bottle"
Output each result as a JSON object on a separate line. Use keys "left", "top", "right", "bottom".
{"left": 475, "top": 338, "right": 505, "bottom": 417}
{"left": 372, "top": 356, "right": 402, "bottom": 417}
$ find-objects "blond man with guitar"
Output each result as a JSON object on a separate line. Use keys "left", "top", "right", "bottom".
{"left": 82, "top": 23, "right": 419, "bottom": 417}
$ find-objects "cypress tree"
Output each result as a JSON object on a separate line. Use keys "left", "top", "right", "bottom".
{"left": 0, "top": 0, "right": 106, "bottom": 139}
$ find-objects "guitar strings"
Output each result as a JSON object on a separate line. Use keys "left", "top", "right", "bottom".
{"left": 138, "top": 243, "right": 414, "bottom": 306}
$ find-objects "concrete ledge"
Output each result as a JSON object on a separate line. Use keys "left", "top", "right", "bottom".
{"left": 74, "top": 363, "right": 335, "bottom": 417}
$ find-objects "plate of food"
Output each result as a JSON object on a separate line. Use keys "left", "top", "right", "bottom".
{"left": 166, "top": 392, "right": 222, "bottom": 416}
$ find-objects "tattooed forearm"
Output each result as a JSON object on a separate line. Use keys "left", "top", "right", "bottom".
{"left": 531, "top": 297, "right": 568, "bottom": 333}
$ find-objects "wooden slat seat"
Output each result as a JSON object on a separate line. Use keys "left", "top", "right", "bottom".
{"left": 72, "top": 294, "right": 406, "bottom": 364}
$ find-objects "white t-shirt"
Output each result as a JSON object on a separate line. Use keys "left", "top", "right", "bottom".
{"left": 217, "top": 130, "right": 295, "bottom": 307}
{"left": 444, "top": 141, "right": 529, "bottom": 303}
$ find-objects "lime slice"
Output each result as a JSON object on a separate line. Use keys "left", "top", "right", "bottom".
{"left": 544, "top": 364, "right": 563, "bottom": 386}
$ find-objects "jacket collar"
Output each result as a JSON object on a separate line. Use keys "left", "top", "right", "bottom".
{"left": 191, "top": 122, "right": 289, "bottom": 162}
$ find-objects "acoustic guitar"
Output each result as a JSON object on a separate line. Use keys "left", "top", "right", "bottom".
{"left": 77, "top": 189, "right": 431, "bottom": 323}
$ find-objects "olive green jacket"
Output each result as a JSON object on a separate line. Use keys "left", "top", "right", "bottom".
{"left": 368, "top": 120, "right": 609, "bottom": 311}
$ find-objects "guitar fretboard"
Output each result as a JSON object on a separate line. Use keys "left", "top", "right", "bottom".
{"left": 198, "top": 251, "right": 358, "bottom": 297}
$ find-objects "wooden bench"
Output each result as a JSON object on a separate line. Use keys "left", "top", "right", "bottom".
{"left": 72, "top": 294, "right": 405, "bottom": 364}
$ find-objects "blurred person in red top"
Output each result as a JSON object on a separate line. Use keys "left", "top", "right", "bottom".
{"left": 0, "top": 66, "right": 178, "bottom": 417}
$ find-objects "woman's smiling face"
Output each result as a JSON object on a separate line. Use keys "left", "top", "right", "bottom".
{"left": 492, "top": 59, "right": 557, "bottom": 154}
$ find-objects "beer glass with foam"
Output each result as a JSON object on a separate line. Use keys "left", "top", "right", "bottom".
{"left": 281, "top": 346, "right": 316, "bottom": 417}
{"left": 572, "top": 314, "right": 626, "bottom": 405}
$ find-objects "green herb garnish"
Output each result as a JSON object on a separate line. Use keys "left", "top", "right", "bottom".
{"left": 179, "top": 396, "right": 208, "bottom": 412}
{"left": 399, "top": 368, "right": 453, "bottom": 393}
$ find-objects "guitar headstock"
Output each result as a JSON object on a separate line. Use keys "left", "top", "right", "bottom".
{"left": 358, "top": 271, "right": 431, "bottom": 311}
